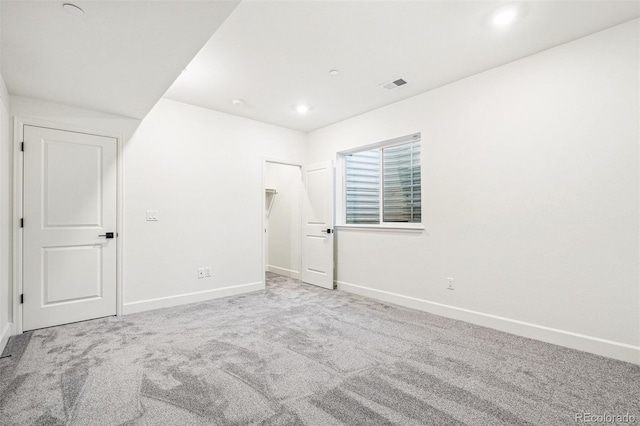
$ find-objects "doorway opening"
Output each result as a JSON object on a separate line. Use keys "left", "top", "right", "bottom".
{"left": 264, "top": 161, "right": 302, "bottom": 285}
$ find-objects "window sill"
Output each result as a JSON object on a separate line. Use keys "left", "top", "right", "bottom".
{"left": 335, "top": 224, "right": 425, "bottom": 233}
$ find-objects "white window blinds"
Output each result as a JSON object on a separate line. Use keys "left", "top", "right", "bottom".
{"left": 383, "top": 140, "right": 421, "bottom": 223}
{"left": 345, "top": 148, "right": 380, "bottom": 224}
{"left": 344, "top": 135, "right": 421, "bottom": 225}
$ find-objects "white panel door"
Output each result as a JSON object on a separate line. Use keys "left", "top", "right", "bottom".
{"left": 23, "top": 125, "right": 117, "bottom": 331}
{"left": 301, "top": 160, "right": 334, "bottom": 289}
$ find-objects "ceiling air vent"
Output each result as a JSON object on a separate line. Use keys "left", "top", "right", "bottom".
{"left": 380, "top": 78, "right": 407, "bottom": 90}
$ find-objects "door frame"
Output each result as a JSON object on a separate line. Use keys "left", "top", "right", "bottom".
{"left": 12, "top": 117, "right": 124, "bottom": 334}
{"left": 261, "top": 157, "right": 303, "bottom": 285}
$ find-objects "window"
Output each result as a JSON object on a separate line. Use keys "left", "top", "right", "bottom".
{"left": 343, "top": 134, "right": 421, "bottom": 226}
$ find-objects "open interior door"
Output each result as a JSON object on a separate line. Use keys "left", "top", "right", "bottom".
{"left": 301, "top": 160, "right": 334, "bottom": 289}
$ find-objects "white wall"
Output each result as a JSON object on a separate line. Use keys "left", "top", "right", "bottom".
{"left": 8, "top": 96, "right": 307, "bottom": 316}
{"left": 265, "top": 162, "right": 301, "bottom": 278}
{"left": 122, "top": 99, "right": 306, "bottom": 313}
{"left": 307, "top": 20, "right": 639, "bottom": 363}
{"left": 0, "top": 73, "right": 11, "bottom": 353}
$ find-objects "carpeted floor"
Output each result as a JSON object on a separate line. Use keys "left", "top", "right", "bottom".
{"left": 0, "top": 272, "right": 638, "bottom": 425}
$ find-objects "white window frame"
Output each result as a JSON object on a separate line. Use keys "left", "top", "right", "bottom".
{"left": 336, "top": 133, "right": 424, "bottom": 232}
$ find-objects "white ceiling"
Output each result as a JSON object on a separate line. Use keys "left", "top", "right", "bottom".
{"left": 1, "top": 0, "right": 240, "bottom": 119}
{"left": 165, "top": 1, "right": 639, "bottom": 132}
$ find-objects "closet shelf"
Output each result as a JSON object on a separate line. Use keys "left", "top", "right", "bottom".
{"left": 265, "top": 188, "right": 278, "bottom": 217}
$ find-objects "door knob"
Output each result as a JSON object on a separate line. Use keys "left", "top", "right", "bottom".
{"left": 98, "top": 232, "right": 114, "bottom": 239}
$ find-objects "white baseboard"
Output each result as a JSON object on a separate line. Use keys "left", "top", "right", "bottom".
{"left": 0, "top": 322, "right": 12, "bottom": 355}
{"left": 337, "top": 281, "right": 639, "bottom": 365}
{"left": 123, "top": 282, "right": 264, "bottom": 315}
{"left": 267, "top": 265, "right": 300, "bottom": 279}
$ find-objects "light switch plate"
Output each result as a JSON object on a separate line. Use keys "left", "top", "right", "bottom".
{"left": 146, "top": 210, "right": 158, "bottom": 221}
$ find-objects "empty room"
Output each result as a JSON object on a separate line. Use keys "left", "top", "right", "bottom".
{"left": 0, "top": 1, "right": 638, "bottom": 425}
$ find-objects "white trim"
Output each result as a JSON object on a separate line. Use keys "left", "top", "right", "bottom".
{"left": 338, "top": 132, "right": 420, "bottom": 154}
{"left": 0, "top": 100, "right": 12, "bottom": 355}
{"left": 335, "top": 153, "right": 345, "bottom": 229}
{"left": 337, "top": 280, "right": 640, "bottom": 365}
{"left": 13, "top": 118, "right": 124, "bottom": 334}
{"left": 12, "top": 117, "right": 23, "bottom": 334}
{"left": 262, "top": 159, "right": 266, "bottom": 282}
{"left": 116, "top": 123, "right": 125, "bottom": 317}
{"left": 263, "top": 157, "right": 303, "bottom": 167}
{"left": 336, "top": 224, "right": 424, "bottom": 232}
{"left": 123, "top": 282, "right": 264, "bottom": 315}
{"left": 0, "top": 322, "right": 11, "bottom": 355}
{"left": 267, "top": 265, "right": 300, "bottom": 279}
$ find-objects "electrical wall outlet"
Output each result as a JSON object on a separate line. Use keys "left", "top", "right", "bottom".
{"left": 146, "top": 210, "right": 159, "bottom": 221}
{"left": 197, "top": 268, "right": 205, "bottom": 279}
{"left": 447, "top": 277, "right": 454, "bottom": 290}
{"left": 205, "top": 267, "right": 211, "bottom": 277}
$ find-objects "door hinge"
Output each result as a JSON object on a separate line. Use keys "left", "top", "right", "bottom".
{"left": 20, "top": 218, "right": 23, "bottom": 228}
{"left": 21, "top": 142, "right": 24, "bottom": 152}
{"left": 20, "top": 294, "right": 23, "bottom": 304}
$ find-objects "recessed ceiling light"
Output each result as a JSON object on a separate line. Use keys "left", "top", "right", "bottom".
{"left": 329, "top": 69, "right": 340, "bottom": 76}
{"left": 491, "top": 6, "right": 518, "bottom": 28}
{"left": 232, "top": 98, "right": 244, "bottom": 108}
{"left": 296, "top": 104, "right": 309, "bottom": 114}
{"left": 63, "top": 3, "right": 84, "bottom": 16}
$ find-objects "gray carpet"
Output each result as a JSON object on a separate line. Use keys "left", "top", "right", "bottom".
{"left": 0, "top": 272, "right": 638, "bottom": 425}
